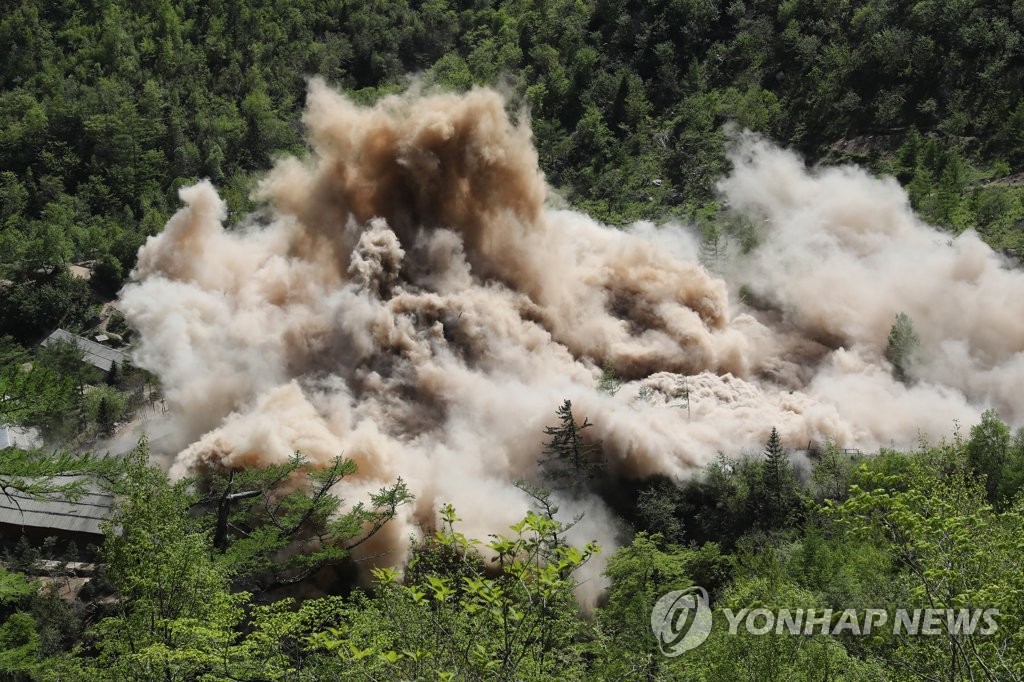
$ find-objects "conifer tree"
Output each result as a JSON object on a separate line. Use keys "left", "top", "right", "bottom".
{"left": 105, "top": 361, "right": 121, "bottom": 388}
{"left": 96, "top": 396, "right": 115, "bottom": 436}
{"left": 539, "top": 400, "right": 603, "bottom": 496}
{"left": 762, "top": 427, "right": 793, "bottom": 527}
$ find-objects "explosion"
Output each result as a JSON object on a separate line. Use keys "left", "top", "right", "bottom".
{"left": 119, "top": 81, "right": 1024, "bottom": 592}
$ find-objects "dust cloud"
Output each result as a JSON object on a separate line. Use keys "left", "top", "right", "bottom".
{"left": 118, "top": 81, "right": 1024, "bottom": 589}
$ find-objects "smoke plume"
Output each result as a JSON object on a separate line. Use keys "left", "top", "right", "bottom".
{"left": 119, "top": 81, "right": 1024, "bottom": 592}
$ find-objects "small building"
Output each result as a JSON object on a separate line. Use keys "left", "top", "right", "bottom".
{"left": 41, "top": 329, "right": 129, "bottom": 373}
{"left": 0, "top": 476, "right": 112, "bottom": 547}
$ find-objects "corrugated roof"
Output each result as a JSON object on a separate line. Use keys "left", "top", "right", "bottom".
{"left": 0, "top": 476, "right": 113, "bottom": 536}
{"left": 41, "top": 329, "right": 129, "bottom": 372}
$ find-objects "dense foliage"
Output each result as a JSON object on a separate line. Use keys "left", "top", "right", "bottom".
{"left": 4, "top": 0, "right": 1024, "bottom": 341}
{"left": 2, "top": 416, "right": 1023, "bottom": 679}
{"left": 0, "top": 334, "right": 151, "bottom": 448}
{"left": 3, "top": 1, "right": 1024, "bottom": 679}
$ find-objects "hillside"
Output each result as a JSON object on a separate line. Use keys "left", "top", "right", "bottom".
{"left": 2, "top": 2, "right": 1024, "bottom": 680}
{"left": 3, "top": 1, "right": 1024, "bottom": 304}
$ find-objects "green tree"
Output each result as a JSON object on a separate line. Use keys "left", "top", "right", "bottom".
{"left": 677, "top": 576, "right": 884, "bottom": 681}
{"left": 635, "top": 480, "right": 685, "bottom": 544}
{"left": 597, "top": 361, "right": 622, "bottom": 396}
{"left": 885, "top": 312, "right": 920, "bottom": 383}
{"left": 761, "top": 427, "right": 796, "bottom": 528}
{"left": 0, "top": 274, "right": 94, "bottom": 343}
{"left": 1000, "top": 429, "right": 1024, "bottom": 504}
{"left": 811, "top": 440, "right": 856, "bottom": 502}
{"left": 0, "top": 566, "right": 34, "bottom": 606}
{"left": 81, "top": 440, "right": 243, "bottom": 680}
{"left": 310, "top": 503, "right": 599, "bottom": 680}
{"left": 84, "top": 385, "right": 125, "bottom": 435}
{"left": 699, "top": 219, "right": 727, "bottom": 267}
{"left": 0, "top": 416, "right": 121, "bottom": 504}
{"left": 965, "top": 409, "right": 1011, "bottom": 505}
{"left": 832, "top": 464, "right": 1024, "bottom": 680}
{"left": 199, "top": 453, "right": 412, "bottom": 591}
{"left": 95, "top": 396, "right": 114, "bottom": 436}
{"left": 896, "top": 127, "right": 923, "bottom": 181}
{"left": 104, "top": 360, "right": 121, "bottom": 388}
{"left": 0, "top": 612, "right": 39, "bottom": 678}
{"left": 596, "top": 533, "right": 708, "bottom": 680}
{"left": 91, "top": 254, "right": 123, "bottom": 297}
{"left": 0, "top": 337, "right": 75, "bottom": 431}
{"left": 539, "top": 399, "right": 603, "bottom": 496}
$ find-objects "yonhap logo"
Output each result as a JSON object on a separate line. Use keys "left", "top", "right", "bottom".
{"left": 650, "top": 587, "right": 713, "bottom": 656}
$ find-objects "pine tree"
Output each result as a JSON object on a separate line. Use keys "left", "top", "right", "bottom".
{"left": 105, "top": 361, "right": 121, "bottom": 387}
{"left": 762, "top": 427, "right": 793, "bottom": 527}
{"left": 96, "top": 396, "right": 115, "bottom": 436}
{"left": 539, "top": 400, "right": 603, "bottom": 496}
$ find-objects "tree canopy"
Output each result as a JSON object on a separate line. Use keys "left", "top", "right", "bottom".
{"left": 3, "top": 1, "right": 1024, "bottom": 678}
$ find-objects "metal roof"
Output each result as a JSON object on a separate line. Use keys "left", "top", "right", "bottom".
{"left": 41, "top": 329, "right": 129, "bottom": 372}
{"left": 0, "top": 477, "right": 113, "bottom": 536}
{"left": 0, "top": 425, "right": 42, "bottom": 450}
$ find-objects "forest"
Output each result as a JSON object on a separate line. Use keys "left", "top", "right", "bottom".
{"left": 2, "top": 0, "right": 1024, "bottom": 679}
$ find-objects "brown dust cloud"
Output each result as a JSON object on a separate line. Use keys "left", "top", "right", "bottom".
{"left": 118, "top": 81, "right": 1024, "bottom": 593}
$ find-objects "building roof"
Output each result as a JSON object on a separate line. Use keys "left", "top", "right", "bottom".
{"left": 41, "top": 329, "right": 129, "bottom": 372}
{"left": 0, "top": 477, "right": 113, "bottom": 536}
{"left": 68, "top": 265, "right": 93, "bottom": 281}
{"left": 0, "top": 425, "right": 42, "bottom": 450}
